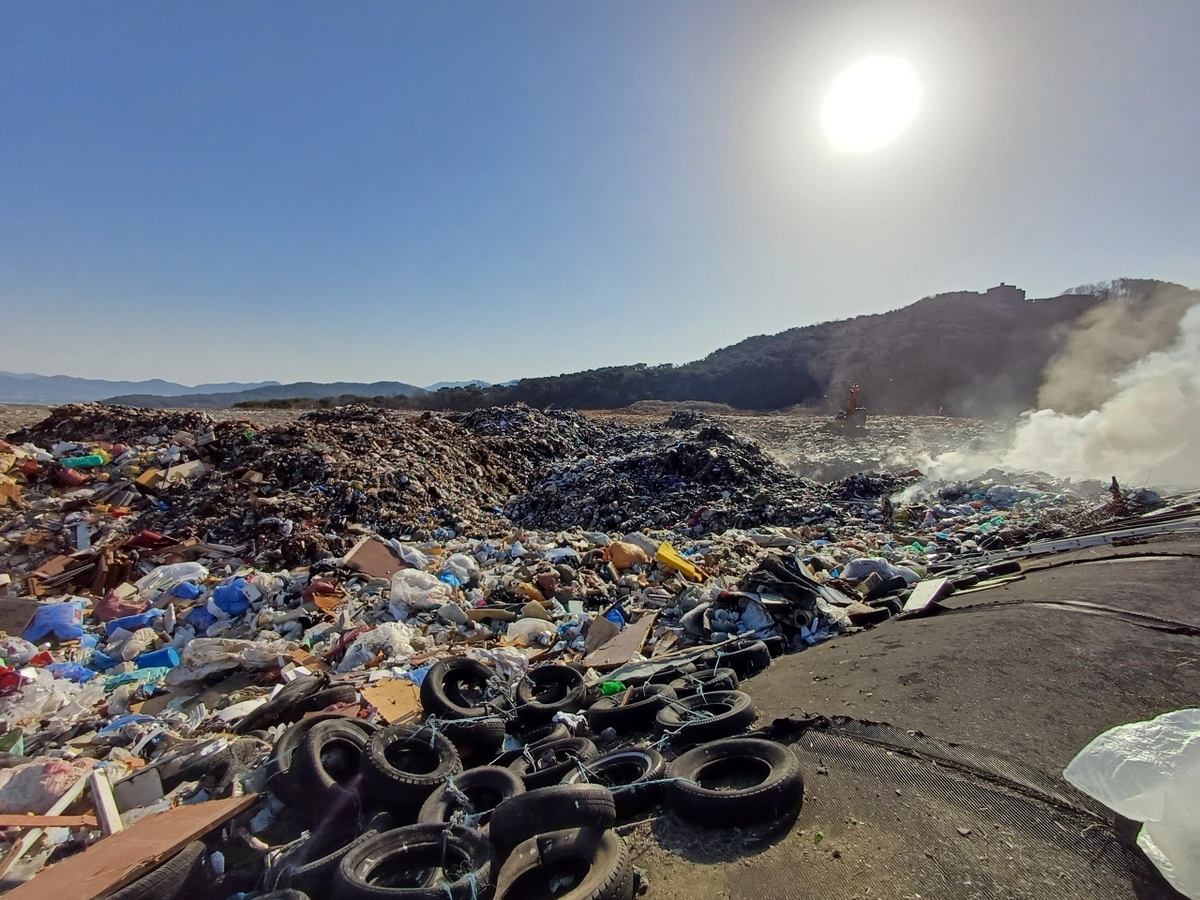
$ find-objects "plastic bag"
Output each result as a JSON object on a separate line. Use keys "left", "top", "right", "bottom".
{"left": 135, "top": 562, "right": 208, "bottom": 601}
{"left": 441, "top": 553, "right": 479, "bottom": 583}
{"left": 0, "top": 758, "right": 94, "bottom": 814}
{"left": 167, "top": 637, "right": 294, "bottom": 685}
{"left": 389, "top": 570, "right": 453, "bottom": 618}
{"left": 211, "top": 578, "right": 257, "bottom": 616}
{"left": 840, "top": 557, "right": 920, "bottom": 585}
{"left": 23, "top": 599, "right": 87, "bottom": 644}
{"left": 337, "top": 622, "right": 419, "bottom": 673}
{"left": 1063, "top": 709, "right": 1200, "bottom": 899}
{"left": 604, "top": 541, "right": 651, "bottom": 570}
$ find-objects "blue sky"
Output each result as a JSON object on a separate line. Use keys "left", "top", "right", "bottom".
{"left": 2, "top": 1, "right": 1199, "bottom": 386}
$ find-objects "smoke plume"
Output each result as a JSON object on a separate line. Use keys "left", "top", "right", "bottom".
{"left": 925, "top": 283, "right": 1200, "bottom": 490}
{"left": 1037, "top": 281, "right": 1198, "bottom": 414}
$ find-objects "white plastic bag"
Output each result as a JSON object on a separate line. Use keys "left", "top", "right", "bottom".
{"left": 1063, "top": 708, "right": 1200, "bottom": 899}
{"left": 337, "top": 622, "right": 419, "bottom": 673}
{"left": 389, "top": 570, "right": 453, "bottom": 617}
{"left": 167, "top": 637, "right": 294, "bottom": 685}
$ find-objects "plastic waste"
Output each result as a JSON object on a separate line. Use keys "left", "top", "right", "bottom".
{"left": 0, "top": 638, "right": 40, "bottom": 667}
{"left": 441, "top": 553, "right": 479, "bottom": 583}
{"left": 1063, "top": 708, "right": 1200, "bottom": 899}
{"left": 45, "top": 662, "right": 97, "bottom": 683}
{"left": 655, "top": 541, "right": 703, "bottom": 581}
{"left": 104, "top": 608, "right": 164, "bottom": 638}
{"left": 60, "top": 455, "right": 106, "bottom": 469}
{"left": 604, "top": 541, "right": 651, "bottom": 570}
{"left": 389, "top": 570, "right": 453, "bottom": 617}
{"left": 337, "top": 622, "right": 419, "bottom": 674}
{"left": 166, "top": 637, "right": 294, "bottom": 685}
{"left": 135, "top": 562, "right": 208, "bottom": 601}
{"left": 136, "top": 647, "right": 180, "bottom": 669}
{"left": 840, "top": 557, "right": 920, "bottom": 585}
{"left": 211, "top": 577, "right": 257, "bottom": 616}
{"left": 506, "top": 618, "right": 557, "bottom": 646}
{"left": 0, "top": 758, "right": 95, "bottom": 814}
{"left": 23, "top": 600, "right": 87, "bottom": 644}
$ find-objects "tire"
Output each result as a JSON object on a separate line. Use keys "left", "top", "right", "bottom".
{"left": 363, "top": 723, "right": 463, "bottom": 815}
{"left": 437, "top": 716, "right": 506, "bottom": 763}
{"left": 107, "top": 841, "right": 205, "bottom": 900}
{"left": 293, "top": 719, "right": 371, "bottom": 819}
{"left": 559, "top": 747, "right": 666, "bottom": 817}
{"left": 417, "top": 766, "right": 525, "bottom": 830}
{"left": 275, "top": 821, "right": 407, "bottom": 897}
{"left": 495, "top": 828, "right": 633, "bottom": 900}
{"left": 516, "top": 665, "right": 586, "bottom": 721}
{"left": 586, "top": 685, "right": 676, "bottom": 734}
{"left": 260, "top": 893, "right": 311, "bottom": 900}
{"left": 233, "top": 675, "right": 329, "bottom": 735}
{"left": 718, "top": 641, "right": 772, "bottom": 679}
{"left": 645, "top": 664, "right": 697, "bottom": 688}
{"left": 760, "top": 634, "right": 787, "bottom": 658}
{"left": 665, "top": 737, "right": 804, "bottom": 825}
{"left": 488, "top": 784, "right": 616, "bottom": 859}
{"left": 655, "top": 690, "right": 756, "bottom": 744}
{"left": 507, "top": 737, "right": 598, "bottom": 789}
{"left": 493, "top": 722, "right": 572, "bottom": 768}
{"left": 333, "top": 824, "right": 492, "bottom": 900}
{"left": 158, "top": 739, "right": 232, "bottom": 792}
{"left": 667, "top": 667, "right": 738, "bottom": 698}
{"left": 419, "top": 658, "right": 499, "bottom": 720}
{"left": 268, "top": 715, "right": 377, "bottom": 804}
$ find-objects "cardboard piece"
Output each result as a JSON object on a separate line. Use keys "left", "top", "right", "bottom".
{"left": 361, "top": 678, "right": 422, "bottom": 725}
{"left": 584, "top": 612, "right": 657, "bottom": 670}
{"left": 583, "top": 616, "right": 621, "bottom": 655}
{"left": 0, "top": 599, "right": 39, "bottom": 637}
{"left": 344, "top": 537, "right": 404, "bottom": 580}
{"left": 5, "top": 794, "right": 257, "bottom": 900}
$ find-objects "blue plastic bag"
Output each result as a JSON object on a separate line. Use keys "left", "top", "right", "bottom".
{"left": 47, "top": 662, "right": 97, "bottom": 683}
{"left": 212, "top": 578, "right": 253, "bottom": 616}
{"left": 169, "top": 581, "right": 204, "bottom": 600}
{"left": 23, "top": 600, "right": 86, "bottom": 644}
{"left": 186, "top": 607, "right": 218, "bottom": 632}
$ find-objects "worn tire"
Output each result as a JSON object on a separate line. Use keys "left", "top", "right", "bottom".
{"left": 493, "top": 721, "right": 573, "bottom": 768}
{"left": 332, "top": 823, "right": 492, "bottom": 900}
{"left": 417, "top": 765, "right": 525, "bottom": 831}
{"left": 655, "top": 690, "right": 756, "bottom": 744}
{"left": 718, "top": 641, "right": 772, "bottom": 679}
{"left": 516, "top": 665, "right": 586, "bottom": 721}
{"left": 234, "top": 675, "right": 330, "bottom": 735}
{"left": 496, "top": 828, "right": 633, "bottom": 900}
{"left": 489, "top": 784, "right": 616, "bottom": 860}
{"left": 437, "top": 716, "right": 506, "bottom": 764}
{"left": 419, "top": 658, "right": 498, "bottom": 720}
{"left": 268, "top": 715, "right": 376, "bottom": 804}
{"left": 293, "top": 719, "right": 371, "bottom": 819}
{"left": 645, "top": 664, "right": 697, "bottom": 688}
{"left": 667, "top": 667, "right": 738, "bottom": 697}
{"left": 559, "top": 746, "right": 666, "bottom": 817}
{"left": 507, "top": 737, "right": 598, "bottom": 789}
{"left": 275, "top": 818, "right": 405, "bottom": 897}
{"left": 107, "top": 841, "right": 205, "bottom": 900}
{"left": 666, "top": 737, "right": 803, "bottom": 825}
{"left": 363, "top": 723, "right": 463, "bottom": 815}
{"left": 586, "top": 685, "right": 676, "bottom": 734}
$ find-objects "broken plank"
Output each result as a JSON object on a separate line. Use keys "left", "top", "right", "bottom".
{"left": 902, "top": 577, "right": 953, "bottom": 615}
{"left": 584, "top": 612, "right": 657, "bottom": 670}
{"left": 5, "top": 794, "right": 257, "bottom": 900}
{"left": 0, "top": 815, "right": 98, "bottom": 829}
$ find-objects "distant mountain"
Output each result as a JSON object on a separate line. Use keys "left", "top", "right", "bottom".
{"left": 106, "top": 381, "right": 426, "bottom": 408}
{"left": 424, "top": 381, "right": 492, "bottom": 391}
{"left": 407, "top": 280, "right": 1198, "bottom": 417}
{"left": 0, "top": 372, "right": 279, "bottom": 405}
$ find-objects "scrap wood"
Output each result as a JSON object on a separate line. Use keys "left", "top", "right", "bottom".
{"left": 0, "top": 815, "right": 98, "bottom": 829}
{"left": 5, "top": 793, "right": 257, "bottom": 900}
{"left": 0, "top": 769, "right": 93, "bottom": 879}
{"left": 584, "top": 612, "right": 657, "bottom": 670}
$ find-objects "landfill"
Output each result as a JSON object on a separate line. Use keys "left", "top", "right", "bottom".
{"left": 0, "top": 401, "right": 1183, "bottom": 899}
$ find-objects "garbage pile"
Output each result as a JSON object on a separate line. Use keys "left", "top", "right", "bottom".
{"left": 0, "top": 402, "right": 1171, "bottom": 898}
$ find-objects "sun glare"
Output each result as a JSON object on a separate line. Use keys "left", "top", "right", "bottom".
{"left": 821, "top": 56, "right": 922, "bottom": 154}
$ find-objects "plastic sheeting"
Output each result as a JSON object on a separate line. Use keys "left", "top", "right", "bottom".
{"left": 1063, "top": 708, "right": 1200, "bottom": 899}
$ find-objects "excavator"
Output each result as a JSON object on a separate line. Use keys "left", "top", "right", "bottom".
{"left": 833, "top": 383, "right": 867, "bottom": 433}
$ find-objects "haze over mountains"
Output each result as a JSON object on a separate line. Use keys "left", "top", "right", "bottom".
{"left": 7, "top": 280, "right": 1196, "bottom": 417}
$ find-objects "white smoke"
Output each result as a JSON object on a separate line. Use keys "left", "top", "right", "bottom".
{"left": 926, "top": 303, "right": 1200, "bottom": 490}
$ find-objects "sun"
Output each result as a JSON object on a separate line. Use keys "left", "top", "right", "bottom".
{"left": 821, "top": 56, "right": 922, "bottom": 154}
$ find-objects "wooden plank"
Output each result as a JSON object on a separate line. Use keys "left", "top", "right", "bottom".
{"left": 89, "top": 770, "right": 123, "bottom": 836}
{"left": 0, "top": 771, "right": 92, "bottom": 879}
{"left": 0, "top": 815, "right": 97, "bottom": 829}
{"left": 6, "top": 794, "right": 257, "bottom": 900}
{"left": 902, "top": 578, "right": 953, "bottom": 615}
{"left": 583, "top": 612, "right": 657, "bottom": 670}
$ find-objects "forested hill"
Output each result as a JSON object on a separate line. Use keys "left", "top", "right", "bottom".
{"left": 413, "top": 285, "right": 1120, "bottom": 416}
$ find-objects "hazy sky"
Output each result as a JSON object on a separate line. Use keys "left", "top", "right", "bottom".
{"left": 3, "top": 1, "right": 1199, "bottom": 386}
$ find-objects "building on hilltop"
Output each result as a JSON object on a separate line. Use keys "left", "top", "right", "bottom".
{"left": 984, "top": 282, "right": 1026, "bottom": 303}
